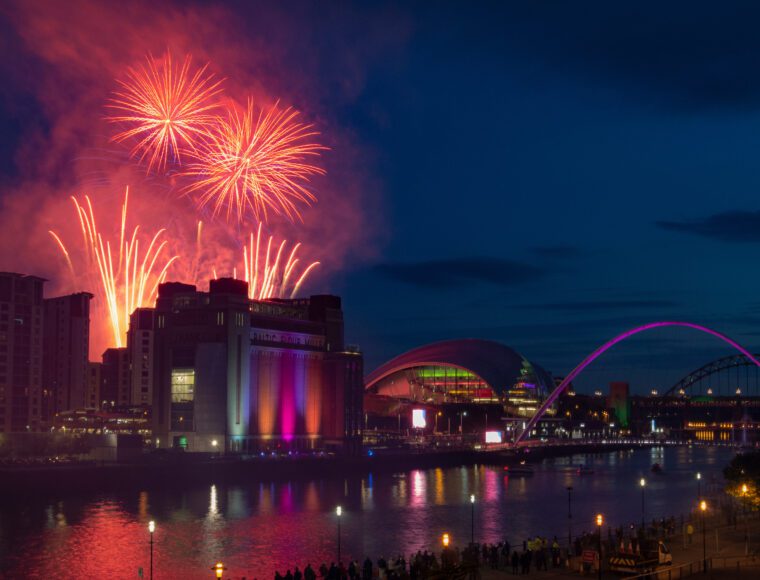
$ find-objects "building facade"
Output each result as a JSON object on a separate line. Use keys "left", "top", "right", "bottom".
{"left": 127, "top": 308, "right": 155, "bottom": 406}
{"left": 101, "top": 347, "right": 130, "bottom": 408}
{"left": 86, "top": 361, "right": 102, "bottom": 409}
{"left": 42, "top": 292, "right": 92, "bottom": 418}
{"left": 0, "top": 272, "right": 45, "bottom": 433}
{"left": 150, "top": 279, "right": 363, "bottom": 454}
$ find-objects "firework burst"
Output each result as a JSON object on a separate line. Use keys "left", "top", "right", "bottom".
{"left": 50, "top": 187, "right": 179, "bottom": 348}
{"left": 242, "top": 223, "right": 320, "bottom": 299}
{"left": 108, "top": 52, "right": 223, "bottom": 173}
{"left": 184, "top": 99, "right": 326, "bottom": 223}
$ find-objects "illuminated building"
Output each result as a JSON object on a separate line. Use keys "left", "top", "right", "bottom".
{"left": 42, "top": 292, "right": 93, "bottom": 419}
{"left": 0, "top": 272, "right": 45, "bottom": 433}
{"left": 607, "top": 381, "right": 630, "bottom": 427}
{"left": 150, "top": 279, "right": 363, "bottom": 453}
{"left": 364, "top": 339, "right": 552, "bottom": 434}
{"left": 366, "top": 339, "right": 551, "bottom": 404}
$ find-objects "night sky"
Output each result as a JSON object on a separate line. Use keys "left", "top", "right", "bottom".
{"left": 3, "top": 1, "right": 760, "bottom": 393}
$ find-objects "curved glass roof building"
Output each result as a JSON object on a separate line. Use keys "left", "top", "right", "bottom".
{"left": 365, "top": 339, "right": 552, "bottom": 414}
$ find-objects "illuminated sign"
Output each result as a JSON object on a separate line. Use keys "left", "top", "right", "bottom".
{"left": 412, "top": 409, "right": 426, "bottom": 428}
{"left": 485, "top": 431, "right": 503, "bottom": 443}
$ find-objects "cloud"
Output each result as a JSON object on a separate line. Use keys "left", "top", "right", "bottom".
{"left": 529, "top": 245, "right": 581, "bottom": 259}
{"left": 375, "top": 257, "right": 544, "bottom": 288}
{"left": 519, "top": 299, "right": 678, "bottom": 312}
{"left": 657, "top": 211, "right": 760, "bottom": 242}
{"left": 492, "top": 2, "right": 760, "bottom": 110}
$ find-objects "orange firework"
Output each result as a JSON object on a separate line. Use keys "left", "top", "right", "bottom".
{"left": 242, "top": 223, "right": 320, "bottom": 299}
{"left": 184, "top": 99, "right": 326, "bottom": 223}
{"left": 50, "top": 187, "right": 178, "bottom": 348}
{"left": 108, "top": 53, "right": 223, "bottom": 173}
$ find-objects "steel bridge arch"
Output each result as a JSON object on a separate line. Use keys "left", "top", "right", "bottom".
{"left": 514, "top": 321, "right": 760, "bottom": 445}
{"left": 663, "top": 353, "right": 760, "bottom": 396}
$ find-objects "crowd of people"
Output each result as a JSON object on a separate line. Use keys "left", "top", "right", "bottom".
{"left": 270, "top": 517, "right": 683, "bottom": 579}
{"left": 270, "top": 535, "right": 566, "bottom": 578}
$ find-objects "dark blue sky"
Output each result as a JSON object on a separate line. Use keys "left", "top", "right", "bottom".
{"left": 4, "top": 1, "right": 760, "bottom": 392}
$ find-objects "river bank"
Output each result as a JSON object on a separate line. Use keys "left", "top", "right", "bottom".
{"left": 0, "top": 440, "right": 657, "bottom": 496}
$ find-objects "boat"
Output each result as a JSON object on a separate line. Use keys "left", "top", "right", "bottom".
{"left": 504, "top": 460, "right": 534, "bottom": 476}
{"left": 651, "top": 463, "right": 663, "bottom": 473}
{"left": 577, "top": 465, "right": 594, "bottom": 475}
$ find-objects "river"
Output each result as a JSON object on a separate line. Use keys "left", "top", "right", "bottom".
{"left": 0, "top": 445, "right": 735, "bottom": 579}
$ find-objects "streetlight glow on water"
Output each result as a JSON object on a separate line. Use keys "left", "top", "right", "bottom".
{"left": 0, "top": 447, "right": 733, "bottom": 578}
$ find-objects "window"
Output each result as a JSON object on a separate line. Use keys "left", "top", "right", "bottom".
{"left": 171, "top": 369, "right": 195, "bottom": 402}
{"left": 171, "top": 368, "right": 195, "bottom": 431}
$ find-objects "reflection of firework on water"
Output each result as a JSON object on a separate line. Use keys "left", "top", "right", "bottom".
{"left": 242, "top": 223, "right": 320, "bottom": 300}
{"left": 184, "top": 99, "right": 325, "bottom": 223}
{"left": 50, "top": 187, "right": 178, "bottom": 348}
{"left": 108, "top": 53, "right": 223, "bottom": 173}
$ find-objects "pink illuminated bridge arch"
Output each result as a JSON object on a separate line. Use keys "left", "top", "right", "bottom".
{"left": 514, "top": 321, "right": 760, "bottom": 445}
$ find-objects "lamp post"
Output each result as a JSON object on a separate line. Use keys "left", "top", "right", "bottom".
{"left": 442, "top": 533, "right": 450, "bottom": 548}
{"left": 640, "top": 478, "right": 646, "bottom": 530}
{"left": 596, "top": 514, "right": 603, "bottom": 580}
{"left": 336, "top": 505, "right": 343, "bottom": 563}
{"left": 567, "top": 486, "right": 573, "bottom": 548}
{"left": 470, "top": 494, "right": 475, "bottom": 545}
{"left": 696, "top": 472, "right": 702, "bottom": 500}
{"left": 700, "top": 500, "right": 707, "bottom": 573}
{"left": 148, "top": 520, "right": 155, "bottom": 580}
{"left": 742, "top": 484, "right": 749, "bottom": 555}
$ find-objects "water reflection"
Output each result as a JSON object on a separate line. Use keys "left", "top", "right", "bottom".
{"left": 0, "top": 446, "right": 735, "bottom": 579}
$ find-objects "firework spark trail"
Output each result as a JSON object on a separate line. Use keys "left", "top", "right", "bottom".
{"left": 242, "top": 223, "right": 319, "bottom": 300}
{"left": 50, "top": 187, "right": 178, "bottom": 348}
{"left": 108, "top": 52, "right": 223, "bottom": 173}
{"left": 184, "top": 99, "right": 326, "bottom": 223}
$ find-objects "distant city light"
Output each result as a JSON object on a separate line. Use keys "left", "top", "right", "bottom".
{"left": 412, "top": 409, "right": 427, "bottom": 429}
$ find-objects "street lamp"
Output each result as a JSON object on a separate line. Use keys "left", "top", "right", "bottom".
{"left": 640, "top": 478, "right": 646, "bottom": 530}
{"left": 336, "top": 505, "right": 343, "bottom": 563}
{"left": 212, "top": 562, "right": 226, "bottom": 579}
{"left": 470, "top": 494, "right": 475, "bottom": 545}
{"left": 148, "top": 520, "right": 155, "bottom": 580}
{"left": 567, "top": 486, "right": 573, "bottom": 549}
{"left": 596, "top": 514, "right": 603, "bottom": 580}
{"left": 700, "top": 500, "right": 707, "bottom": 572}
{"left": 742, "top": 484, "right": 749, "bottom": 555}
{"left": 696, "top": 472, "right": 702, "bottom": 500}
{"left": 442, "top": 532, "right": 450, "bottom": 548}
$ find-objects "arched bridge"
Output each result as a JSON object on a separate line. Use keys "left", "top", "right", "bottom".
{"left": 515, "top": 321, "right": 760, "bottom": 445}
{"left": 663, "top": 353, "right": 760, "bottom": 397}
